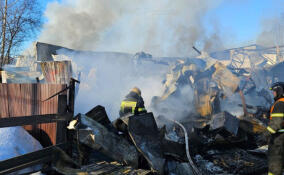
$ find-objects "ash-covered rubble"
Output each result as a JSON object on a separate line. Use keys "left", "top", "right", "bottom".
{"left": 51, "top": 106, "right": 194, "bottom": 175}
{"left": 3, "top": 42, "right": 284, "bottom": 174}
{"left": 149, "top": 52, "right": 284, "bottom": 174}
{"left": 51, "top": 97, "right": 269, "bottom": 174}
{"left": 51, "top": 69, "right": 273, "bottom": 175}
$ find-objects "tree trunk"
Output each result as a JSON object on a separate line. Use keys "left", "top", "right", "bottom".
{"left": 5, "top": 38, "right": 12, "bottom": 64}
{"left": 0, "top": 0, "right": 8, "bottom": 67}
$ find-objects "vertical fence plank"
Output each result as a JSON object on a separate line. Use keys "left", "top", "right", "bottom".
{"left": 22, "top": 84, "right": 33, "bottom": 132}
{"left": 0, "top": 84, "right": 9, "bottom": 118}
{"left": 39, "top": 84, "right": 60, "bottom": 145}
{"left": 21, "top": 84, "right": 33, "bottom": 116}
{"left": 35, "top": 83, "right": 42, "bottom": 143}
{"left": 39, "top": 84, "right": 47, "bottom": 145}
{"left": 8, "top": 84, "right": 22, "bottom": 117}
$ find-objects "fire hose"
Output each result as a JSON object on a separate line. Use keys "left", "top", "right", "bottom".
{"left": 171, "top": 120, "right": 202, "bottom": 175}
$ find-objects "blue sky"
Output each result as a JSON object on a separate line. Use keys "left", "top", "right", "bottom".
{"left": 203, "top": 0, "right": 284, "bottom": 47}
{"left": 38, "top": 0, "right": 284, "bottom": 49}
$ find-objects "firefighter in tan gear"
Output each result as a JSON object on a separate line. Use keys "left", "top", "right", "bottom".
{"left": 119, "top": 87, "right": 147, "bottom": 117}
{"left": 267, "top": 82, "right": 284, "bottom": 175}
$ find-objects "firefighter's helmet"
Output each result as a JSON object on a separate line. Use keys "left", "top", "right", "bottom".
{"left": 131, "top": 87, "right": 141, "bottom": 96}
{"left": 270, "top": 82, "right": 284, "bottom": 98}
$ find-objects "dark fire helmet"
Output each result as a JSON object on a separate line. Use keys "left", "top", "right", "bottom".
{"left": 270, "top": 82, "right": 284, "bottom": 99}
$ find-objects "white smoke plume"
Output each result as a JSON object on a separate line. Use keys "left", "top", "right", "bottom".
{"left": 39, "top": 0, "right": 223, "bottom": 57}
{"left": 55, "top": 49, "right": 168, "bottom": 120}
{"left": 150, "top": 85, "right": 195, "bottom": 121}
{"left": 257, "top": 14, "right": 284, "bottom": 47}
{"left": 37, "top": 0, "right": 226, "bottom": 120}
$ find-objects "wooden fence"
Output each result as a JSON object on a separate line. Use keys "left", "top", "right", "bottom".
{"left": 0, "top": 83, "right": 69, "bottom": 146}
{"left": 0, "top": 80, "right": 77, "bottom": 174}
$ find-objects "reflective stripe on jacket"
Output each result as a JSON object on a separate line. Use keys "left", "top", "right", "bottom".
{"left": 120, "top": 101, "right": 146, "bottom": 114}
{"left": 267, "top": 98, "right": 284, "bottom": 134}
{"left": 119, "top": 91, "right": 147, "bottom": 117}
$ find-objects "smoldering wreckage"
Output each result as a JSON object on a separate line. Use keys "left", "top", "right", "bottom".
{"left": 0, "top": 42, "right": 284, "bottom": 175}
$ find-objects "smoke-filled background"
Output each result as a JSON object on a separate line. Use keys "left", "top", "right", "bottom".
{"left": 55, "top": 50, "right": 168, "bottom": 120}
{"left": 257, "top": 14, "right": 284, "bottom": 46}
{"left": 34, "top": 0, "right": 284, "bottom": 120}
{"left": 36, "top": 0, "right": 226, "bottom": 120}
{"left": 39, "top": 0, "right": 224, "bottom": 56}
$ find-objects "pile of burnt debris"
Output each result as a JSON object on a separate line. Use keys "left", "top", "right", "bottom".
{"left": 3, "top": 42, "right": 282, "bottom": 174}
{"left": 51, "top": 106, "right": 195, "bottom": 175}
{"left": 150, "top": 59, "right": 274, "bottom": 174}
{"left": 48, "top": 104, "right": 268, "bottom": 175}
{"left": 48, "top": 59, "right": 281, "bottom": 175}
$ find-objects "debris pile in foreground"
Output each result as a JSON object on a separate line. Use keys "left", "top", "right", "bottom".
{"left": 48, "top": 104, "right": 269, "bottom": 175}
{"left": 2, "top": 42, "right": 284, "bottom": 174}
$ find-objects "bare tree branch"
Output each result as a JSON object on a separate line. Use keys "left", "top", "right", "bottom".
{"left": 0, "top": 0, "right": 8, "bottom": 67}
{"left": 0, "top": 0, "right": 42, "bottom": 67}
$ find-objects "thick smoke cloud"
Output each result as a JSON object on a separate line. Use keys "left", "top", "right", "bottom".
{"left": 39, "top": 0, "right": 223, "bottom": 57}
{"left": 54, "top": 50, "right": 168, "bottom": 120}
{"left": 38, "top": 0, "right": 225, "bottom": 120}
{"left": 257, "top": 14, "right": 284, "bottom": 46}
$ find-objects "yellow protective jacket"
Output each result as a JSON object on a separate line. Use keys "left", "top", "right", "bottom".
{"left": 119, "top": 91, "right": 147, "bottom": 117}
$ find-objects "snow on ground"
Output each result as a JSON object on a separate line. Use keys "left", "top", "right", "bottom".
{"left": 0, "top": 126, "right": 43, "bottom": 174}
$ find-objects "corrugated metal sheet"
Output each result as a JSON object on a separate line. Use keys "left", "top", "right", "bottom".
{"left": 40, "top": 61, "right": 72, "bottom": 84}
{"left": 0, "top": 84, "right": 67, "bottom": 146}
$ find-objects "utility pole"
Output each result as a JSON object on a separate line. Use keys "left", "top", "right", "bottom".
{"left": 0, "top": 0, "right": 8, "bottom": 68}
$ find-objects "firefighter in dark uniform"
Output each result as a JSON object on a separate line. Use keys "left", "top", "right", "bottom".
{"left": 267, "top": 82, "right": 284, "bottom": 175}
{"left": 119, "top": 87, "right": 147, "bottom": 117}
{"left": 114, "top": 87, "right": 147, "bottom": 133}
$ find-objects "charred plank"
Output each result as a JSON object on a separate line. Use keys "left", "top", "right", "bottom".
{"left": 0, "top": 113, "right": 72, "bottom": 128}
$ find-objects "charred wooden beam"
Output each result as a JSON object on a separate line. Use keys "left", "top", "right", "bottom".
{"left": 79, "top": 114, "right": 139, "bottom": 168}
{"left": 56, "top": 95, "right": 68, "bottom": 144}
{"left": 192, "top": 46, "right": 201, "bottom": 55}
{"left": 0, "top": 113, "right": 72, "bottom": 128}
{"left": 68, "top": 78, "right": 79, "bottom": 115}
{"left": 0, "top": 144, "right": 66, "bottom": 174}
{"left": 66, "top": 78, "right": 79, "bottom": 158}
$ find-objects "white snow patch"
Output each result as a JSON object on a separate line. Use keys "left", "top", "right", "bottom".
{"left": 0, "top": 127, "right": 43, "bottom": 174}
